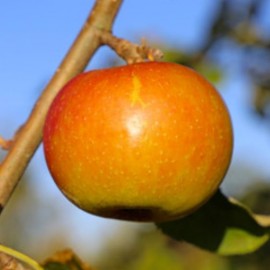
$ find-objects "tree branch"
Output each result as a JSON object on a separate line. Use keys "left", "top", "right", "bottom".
{"left": 0, "top": 0, "right": 123, "bottom": 213}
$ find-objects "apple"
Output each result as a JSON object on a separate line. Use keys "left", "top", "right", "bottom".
{"left": 43, "top": 61, "right": 233, "bottom": 222}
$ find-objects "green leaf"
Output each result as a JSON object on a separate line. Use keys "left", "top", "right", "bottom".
{"left": 163, "top": 49, "right": 186, "bottom": 63}
{"left": 156, "top": 190, "right": 269, "bottom": 255}
{"left": 196, "top": 62, "right": 223, "bottom": 84}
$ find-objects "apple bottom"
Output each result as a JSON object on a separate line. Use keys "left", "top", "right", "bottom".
{"left": 61, "top": 188, "right": 211, "bottom": 222}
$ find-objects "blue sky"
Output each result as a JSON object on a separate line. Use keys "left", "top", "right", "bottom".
{"left": 1, "top": 0, "right": 270, "bottom": 260}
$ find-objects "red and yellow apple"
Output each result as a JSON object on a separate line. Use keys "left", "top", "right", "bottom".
{"left": 43, "top": 61, "right": 233, "bottom": 222}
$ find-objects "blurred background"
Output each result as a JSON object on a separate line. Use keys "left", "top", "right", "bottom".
{"left": 1, "top": 0, "right": 270, "bottom": 269}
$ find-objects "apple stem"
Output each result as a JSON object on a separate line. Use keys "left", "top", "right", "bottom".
{"left": 98, "top": 29, "right": 164, "bottom": 64}
{"left": 0, "top": 0, "right": 123, "bottom": 214}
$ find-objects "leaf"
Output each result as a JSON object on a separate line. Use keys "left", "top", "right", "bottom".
{"left": 196, "top": 62, "right": 223, "bottom": 84}
{"left": 156, "top": 190, "right": 269, "bottom": 255}
{"left": 162, "top": 49, "right": 187, "bottom": 63}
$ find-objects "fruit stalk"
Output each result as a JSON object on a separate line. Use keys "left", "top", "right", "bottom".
{"left": 98, "top": 29, "right": 164, "bottom": 63}
{"left": 0, "top": 0, "right": 123, "bottom": 213}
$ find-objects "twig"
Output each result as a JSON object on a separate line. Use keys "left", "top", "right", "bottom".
{"left": 98, "top": 30, "right": 163, "bottom": 64}
{"left": 0, "top": 125, "right": 24, "bottom": 151}
{"left": 0, "top": 245, "right": 43, "bottom": 270}
{"left": 0, "top": 0, "right": 123, "bottom": 213}
{"left": 0, "top": 135, "right": 12, "bottom": 151}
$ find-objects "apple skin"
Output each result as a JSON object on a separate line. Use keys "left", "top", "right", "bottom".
{"left": 43, "top": 61, "right": 233, "bottom": 222}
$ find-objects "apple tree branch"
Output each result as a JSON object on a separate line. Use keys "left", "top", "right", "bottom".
{"left": 0, "top": 0, "right": 123, "bottom": 213}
